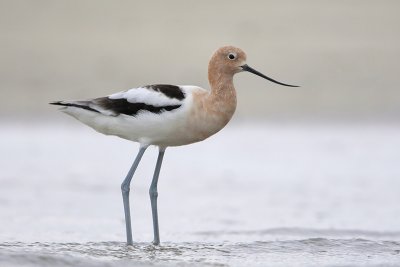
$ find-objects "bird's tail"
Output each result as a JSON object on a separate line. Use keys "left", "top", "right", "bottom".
{"left": 49, "top": 101, "right": 99, "bottom": 113}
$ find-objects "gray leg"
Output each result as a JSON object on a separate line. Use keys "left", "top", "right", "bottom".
{"left": 121, "top": 146, "right": 147, "bottom": 245}
{"left": 149, "top": 147, "right": 166, "bottom": 245}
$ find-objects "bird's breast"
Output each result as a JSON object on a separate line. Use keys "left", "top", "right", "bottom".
{"left": 184, "top": 89, "right": 237, "bottom": 143}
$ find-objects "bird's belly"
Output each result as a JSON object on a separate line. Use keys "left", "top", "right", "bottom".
{"left": 64, "top": 102, "right": 233, "bottom": 147}
{"left": 81, "top": 112, "right": 207, "bottom": 147}
{"left": 140, "top": 114, "right": 229, "bottom": 147}
{"left": 116, "top": 111, "right": 231, "bottom": 147}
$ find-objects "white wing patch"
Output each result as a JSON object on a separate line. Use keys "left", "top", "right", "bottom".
{"left": 109, "top": 87, "right": 183, "bottom": 106}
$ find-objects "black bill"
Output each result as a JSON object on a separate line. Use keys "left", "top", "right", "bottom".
{"left": 241, "top": 64, "right": 299, "bottom": 87}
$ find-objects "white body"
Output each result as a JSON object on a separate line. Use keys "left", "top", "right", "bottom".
{"left": 61, "top": 85, "right": 235, "bottom": 147}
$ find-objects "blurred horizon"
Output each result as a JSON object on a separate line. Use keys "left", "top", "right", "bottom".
{"left": 1, "top": 0, "right": 400, "bottom": 121}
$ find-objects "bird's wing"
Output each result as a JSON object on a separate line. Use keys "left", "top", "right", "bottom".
{"left": 51, "top": 84, "right": 186, "bottom": 117}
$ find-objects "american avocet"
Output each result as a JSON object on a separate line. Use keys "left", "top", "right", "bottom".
{"left": 50, "top": 46, "right": 298, "bottom": 245}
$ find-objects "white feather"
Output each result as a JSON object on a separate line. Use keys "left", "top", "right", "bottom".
{"left": 109, "top": 87, "right": 183, "bottom": 106}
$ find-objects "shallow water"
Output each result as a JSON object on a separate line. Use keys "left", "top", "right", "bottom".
{"left": 2, "top": 236, "right": 400, "bottom": 267}
{"left": 1, "top": 121, "right": 400, "bottom": 266}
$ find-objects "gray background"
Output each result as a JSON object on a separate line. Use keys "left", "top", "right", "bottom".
{"left": 1, "top": 0, "right": 399, "bottom": 120}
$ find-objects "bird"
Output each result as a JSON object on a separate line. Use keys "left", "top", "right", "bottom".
{"left": 50, "top": 46, "right": 298, "bottom": 246}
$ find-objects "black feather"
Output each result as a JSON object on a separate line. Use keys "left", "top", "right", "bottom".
{"left": 93, "top": 98, "right": 181, "bottom": 116}
{"left": 145, "top": 84, "right": 185, "bottom": 100}
{"left": 49, "top": 101, "right": 100, "bottom": 113}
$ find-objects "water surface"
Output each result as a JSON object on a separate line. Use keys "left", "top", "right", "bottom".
{"left": 1, "top": 122, "right": 400, "bottom": 266}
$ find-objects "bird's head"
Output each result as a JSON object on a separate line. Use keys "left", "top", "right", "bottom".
{"left": 209, "top": 45, "right": 299, "bottom": 87}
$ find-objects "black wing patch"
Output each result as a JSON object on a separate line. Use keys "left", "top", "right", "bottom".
{"left": 93, "top": 97, "right": 181, "bottom": 116}
{"left": 145, "top": 84, "right": 185, "bottom": 100}
{"left": 50, "top": 99, "right": 182, "bottom": 116}
{"left": 50, "top": 84, "right": 185, "bottom": 117}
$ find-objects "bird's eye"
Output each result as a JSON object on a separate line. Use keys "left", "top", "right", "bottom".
{"left": 228, "top": 53, "right": 236, "bottom": 60}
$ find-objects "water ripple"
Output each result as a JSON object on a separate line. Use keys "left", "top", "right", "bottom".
{"left": 1, "top": 238, "right": 400, "bottom": 267}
